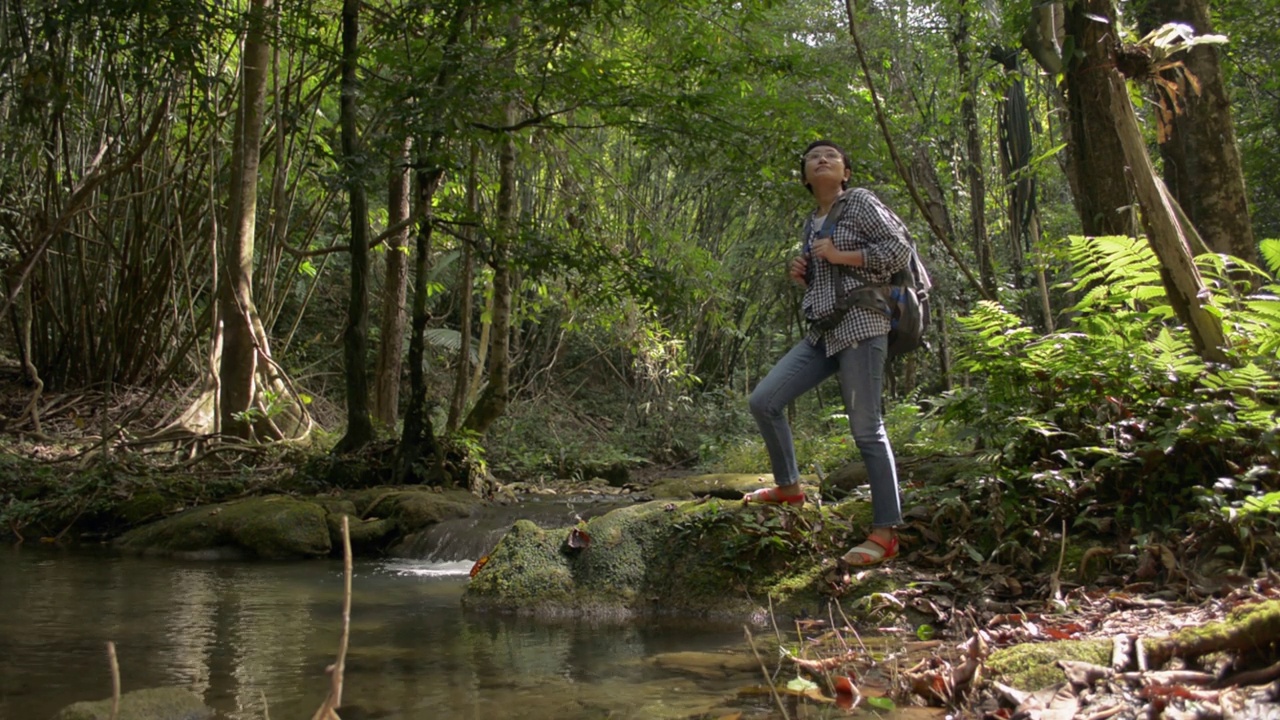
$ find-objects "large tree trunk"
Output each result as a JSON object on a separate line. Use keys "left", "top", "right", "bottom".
{"left": 373, "top": 137, "right": 413, "bottom": 429}
{"left": 1062, "top": 0, "right": 1135, "bottom": 237}
{"left": 335, "top": 0, "right": 373, "bottom": 453}
{"left": 1061, "top": 0, "right": 1225, "bottom": 363}
{"left": 1136, "top": 0, "right": 1258, "bottom": 266}
{"left": 218, "top": 0, "right": 275, "bottom": 441}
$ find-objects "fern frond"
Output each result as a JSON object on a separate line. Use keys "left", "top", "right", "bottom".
{"left": 1260, "top": 239, "right": 1280, "bottom": 278}
{"left": 424, "top": 328, "right": 479, "bottom": 363}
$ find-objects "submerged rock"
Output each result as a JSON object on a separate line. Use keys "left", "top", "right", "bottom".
{"left": 53, "top": 687, "right": 211, "bottom": 720}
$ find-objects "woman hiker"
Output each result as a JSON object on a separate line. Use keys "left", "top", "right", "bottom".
{"left": 745, "top": 139, "right": 913, "bottom": 567}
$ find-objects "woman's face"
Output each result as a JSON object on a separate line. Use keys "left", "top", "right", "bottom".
{"left": 803, "top": 146, "right": 849, "bottom": 191}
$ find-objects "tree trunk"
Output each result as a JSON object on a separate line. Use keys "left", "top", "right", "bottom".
{"left": 994, "top": 50, "right": 1035, "bottom": 288}
{"left": 1107, "top": 73, "right": 1228, "bottom": 363}
{"left": 1137, "top": 0, "right": 1258, "bottom": 267}
{"left": 954, "top": 4, "right": 995, "bottom": 296}
{"left": 395, "top": 159, "right": 444, "bottom": 483}
{"left": 1062, "top": 0, "right": 1135, "bottom": 237}
{"left": 335, "top": 0, "right": 373, "bottom": 453}
{"left": 446, "top": 140, "right": 479, "bottom": 433}
{"left": 218, "top": 0, "right": 274, "bottom": 440}
{"left": 462, "top": 115, "right": 516, "bottom": 436}
{"left": 373, "top": 137, "right": 413, "bottom": 429}
{"left": 462, "top": 11, "right": 520, "bottom": 437}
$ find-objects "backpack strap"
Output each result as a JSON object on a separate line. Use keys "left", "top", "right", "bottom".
{"left": 811, "top": 276, "right": 892, "bottom": 333}
{"left": 807, "top": 193, "right": 898, "bottom": 333}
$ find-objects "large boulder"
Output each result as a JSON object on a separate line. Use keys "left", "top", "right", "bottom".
{"left": 113, "top": 488, "right": 480, "bottom": 560}
{"left": 464, "top": 495, "right": 893, "bottom": 620}
{"left": 115, "top": 495, "right": 331, "bottom": 559}
{"left": 53, "top": 687, "right": 211, "bottom": 720}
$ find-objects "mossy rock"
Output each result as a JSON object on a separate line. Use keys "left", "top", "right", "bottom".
{"left": 53, "top": 686, "right": 212, "bottom": 720}
{"left": 326, "top": 513, "right": 398, "bottom": 554}
{"left": 115, "top": 495, "right": 330, "bottom": 559}
{"left": 648, "top": 473, "right": 818, "bottom": 501}
{"left": 464, "top": 497, "right": 896, "bottom": 620}
{"left": 344, "top": 488, "right": 478, "bottom": 533}
{"left": 986, "top": 639, "right": 1112, "bottom": 691}
{"left": 115, "top": 491, "right": 168, "bottom": 527}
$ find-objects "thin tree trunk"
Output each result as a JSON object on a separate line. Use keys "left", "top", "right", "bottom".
{"left": 446, "top": 140, "right": 479, "bottom": 433}
{"left": 462, "top": 114, "right": 516, "bottom": 436}
{"left": 954, "top": 3, "right": 995, "bottom": 295}
{"left": 936, "top": 294, "right": 953, "bottom": 392}
{"left": 219, "top": 0, "right": 274, "bottom": 440}
{"left": 462, "top": 9, "right": 520, "bottom": 437}
{"left": 843, "top": 0, "right": 992, "bottom": 302}
{"left": 1138, "top": 0, "right": 1257, "bottom": 267}
{"left": 395, "top": 158, "right": 444, "bottom": 482}
{"left": 335, "top": 0, "right": 373, "bottom": 453}
{"left": 1030, "top": 212, "right": 1055, "bottom": 332}
{"left": 373, "top": 137, "right": 413, "bottom": 429}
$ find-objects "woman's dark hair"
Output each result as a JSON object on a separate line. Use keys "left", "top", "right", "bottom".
{"left": 799, "top": 140, "right": 851, "bottom": 194}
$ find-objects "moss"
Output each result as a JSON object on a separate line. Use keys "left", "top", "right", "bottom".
{"left": 343, "top": 488, "right": 477, "bottom": 532}
{"left": 986, "top": 639, "right": 1112, "bottom": 690}
{"left": 465, "top": 520, "right": 575, "bottom": 611}
{"left": 116, "top": 495, "right": 331, "bottom": 559}
{"left": 324, "top": 512, "right": 397, "bottom": 554}
{"left": 649, "top": 473, "right": 817, "bottom": 501}
{"left": 1146, "top": 599, "right": 1280, "bottom": 667}
{"left": 115, "top": 491, "right": 167, "bottom": 527}
{"left": 465, "top": 495, "right": 899, "bottom": 621}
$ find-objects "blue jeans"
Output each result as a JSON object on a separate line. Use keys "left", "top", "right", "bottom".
{"left": 748, "top": 335, "right": 902, "bottom": 528}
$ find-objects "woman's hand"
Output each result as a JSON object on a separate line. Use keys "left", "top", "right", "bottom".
{"left": 789, "top": 255, "right": 808, "bottom": 287}
{"left": 811, "top": 237, "right": 862, "bottom": 267}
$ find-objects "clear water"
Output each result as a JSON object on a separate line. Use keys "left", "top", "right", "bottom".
{"left": 0, "top": 547, "right": 759, "bottom": 720}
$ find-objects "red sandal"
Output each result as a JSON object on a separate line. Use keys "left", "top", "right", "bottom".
{"left": 840, "top": 533, "right": 898, "bottom": 567}
{"left": 743, "top": 484, "right": 806, "bottom": 506}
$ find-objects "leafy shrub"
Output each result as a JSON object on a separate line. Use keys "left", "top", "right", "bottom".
{"left": 933, "top": 235, "right": 1280, "bottom": 539}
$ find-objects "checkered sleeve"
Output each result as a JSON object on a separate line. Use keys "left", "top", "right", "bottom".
{"left": 802, "top": 188, "right": 913, "bottom": 356}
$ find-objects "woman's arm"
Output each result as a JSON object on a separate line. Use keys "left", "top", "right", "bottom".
{"left": 838, "top": 189, "right": 912, "bottom": 274}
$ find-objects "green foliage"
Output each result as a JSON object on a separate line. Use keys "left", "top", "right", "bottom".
{"left": 670, "top": 501, "right": 851, "bottom": 579}
{"left": 707, "top": 392, "right": 969, "bottom": 479}
{"left": 933, "top": 235, "right": 1280, "bottom": 539}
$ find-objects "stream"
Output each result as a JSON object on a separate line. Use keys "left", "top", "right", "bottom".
{"left": 0, "top": 497, "right": 923, "bottom": 719}
{"left": 0, "top": 547, "right": 763, "bottom": 719}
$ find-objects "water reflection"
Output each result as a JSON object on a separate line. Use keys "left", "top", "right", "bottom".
{"left": 0, "top": 548, "right": 750, "bottom": 720}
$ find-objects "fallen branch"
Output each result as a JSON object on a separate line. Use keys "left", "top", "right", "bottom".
{"left": 1143, "top": 600, "right": 1280, "bottom": 669}
{"left": 1216, "top": 659, "right": 1280, "bottom": 689}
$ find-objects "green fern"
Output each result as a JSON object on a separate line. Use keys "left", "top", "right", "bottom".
{"left": 1260, "top": 239, "right": 1280, "bottom": 277}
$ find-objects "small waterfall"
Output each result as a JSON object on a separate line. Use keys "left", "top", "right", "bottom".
{"left": 389, "top": 495, "right": 633, "bottom": 562}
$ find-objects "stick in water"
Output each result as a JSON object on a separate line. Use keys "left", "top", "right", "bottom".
{"left": 107, "top": 641, "right": 120, "bottom": 720}
{"left": 312, "top": 515, "right": 354, "bottom": 720}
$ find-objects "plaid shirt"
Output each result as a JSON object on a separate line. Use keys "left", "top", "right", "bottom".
{"left": 801, "top": 188, "right": 913, "bottom": 356}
